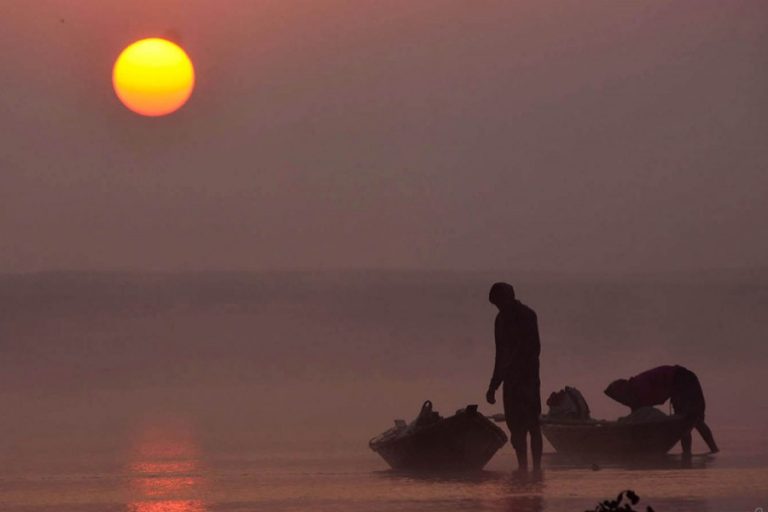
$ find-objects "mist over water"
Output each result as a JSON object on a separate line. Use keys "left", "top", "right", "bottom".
{"left": 1, "top": 271, "right": 766, "bottom": 510}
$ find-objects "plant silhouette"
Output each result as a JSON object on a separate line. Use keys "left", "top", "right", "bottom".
{"left": 586, "top": 490, "right": 655, "bottom": 512}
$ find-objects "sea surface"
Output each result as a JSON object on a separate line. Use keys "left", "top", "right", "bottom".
{"left": 1, "top": 448, "right": 766, "bottom": 512}
{"left": 1, "top": 271, "right": 766, "bottom": 511}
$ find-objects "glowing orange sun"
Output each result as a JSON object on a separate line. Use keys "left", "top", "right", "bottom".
{"left": 113, "top": 38, "right": 195, "bottom": 117}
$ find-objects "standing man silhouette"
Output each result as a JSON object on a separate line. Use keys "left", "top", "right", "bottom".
{"left": 485, "top": 282, "right": 542, "bottom": 471}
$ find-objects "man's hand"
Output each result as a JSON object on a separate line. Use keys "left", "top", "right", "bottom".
{"left": 485, "top": 388, "right": 496, "bottom": 405}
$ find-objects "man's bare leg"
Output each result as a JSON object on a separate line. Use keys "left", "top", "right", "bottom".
{"left": 530, "top": 426, "right": 543, "bottom": 471}
{"left": 510, "top": 428, "right": 528, "bottom": 471}
{"left": 681, "top": 430, "right": 693, "bottom": 455}
{"left": 695, "top": 421, "right": 719, "bottom": 453}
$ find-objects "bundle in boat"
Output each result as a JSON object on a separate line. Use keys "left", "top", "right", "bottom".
{"left": 369, "top": 400, "right": 507, "bottom": 471}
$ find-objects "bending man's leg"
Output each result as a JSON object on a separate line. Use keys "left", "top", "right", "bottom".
{"left": 695, "top": 420, "right": 719, "bottom": 453}
{"left": 671, "top": 368, "right": 702, "bottom": 456}
{"left": 680, "top": 429, "right": 693, "bottom": 455}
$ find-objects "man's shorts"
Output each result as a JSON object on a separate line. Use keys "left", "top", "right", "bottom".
{"left": 503, "top": 379, "right": 542, "bottom": 431}
{"left": 671, "top": 366, "right": 706, "bottom": 420}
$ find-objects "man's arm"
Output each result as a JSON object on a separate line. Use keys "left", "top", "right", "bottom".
{"left": 487, "top": 315, "right": 514, "bottom": 403}
{"left": 527, "top": 309, "right": 541, "bottom": 358}
{"left": 489, "top": 337, "right": 505, "bottom": 394}
{"left": 491, "top": 313, "right": 506, "bottom": 381}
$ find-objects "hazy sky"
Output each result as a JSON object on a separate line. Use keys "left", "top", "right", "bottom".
{"left": 1, "top": 1, "right": 766, "bottom": 274}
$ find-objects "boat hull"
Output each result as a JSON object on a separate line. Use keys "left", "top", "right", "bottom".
{"left": 541, "top": 415, "right": 694, "bottom": 455}
{"left": 370, "top": 406, "right": 508, "bottom": 471}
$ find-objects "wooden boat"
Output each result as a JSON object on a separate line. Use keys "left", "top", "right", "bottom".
{"left": 541, "top": 413, "right": 695, "bottom": 456}
{"left": 369, "top": 401, "right": 508, "bottom": 471}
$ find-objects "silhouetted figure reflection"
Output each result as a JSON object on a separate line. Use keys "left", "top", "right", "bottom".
{"left": 604, "top": 365, "right": 719, "bottom": 455}
{"left": 485, "top": 283, "right": 542, "bottom": 471}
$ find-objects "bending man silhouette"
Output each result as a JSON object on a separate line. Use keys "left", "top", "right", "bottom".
{"left": 604, "top": 365, "right": 719, "bottom": 455}
{"left": 485, "top": 282, "right": 542, "bottom": 471}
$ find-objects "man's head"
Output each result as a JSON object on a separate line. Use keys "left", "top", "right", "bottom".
{"left": 489, "top": 282, "right": 516, "bottom": 310}
{"left": 604, "top": 379, "right": 634, "bottom": 407}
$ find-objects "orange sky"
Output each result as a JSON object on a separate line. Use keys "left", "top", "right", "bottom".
{"left": 1, "top": 1, "right": 766, "bottom": 274}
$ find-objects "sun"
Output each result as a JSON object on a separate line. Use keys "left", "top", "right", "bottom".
{"left": 113, "top": 38, "right": 195, "bottom": 117}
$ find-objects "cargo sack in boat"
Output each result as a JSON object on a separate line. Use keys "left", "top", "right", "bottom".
{"left": 408, "top": 400, "right": 442, "bottom": 431}
{"left": 544, "top": 386, "right": 591, "bottom": 420}
{"left": 617, "top": 406, "right": 669, "bottom": 424}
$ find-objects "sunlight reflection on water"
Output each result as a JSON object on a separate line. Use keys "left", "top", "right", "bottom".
{"left": 126, "top": 418, "right": 207, "bottom": 512}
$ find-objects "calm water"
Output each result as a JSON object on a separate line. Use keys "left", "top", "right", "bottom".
{"left": 1, "top": 272, "right": 766, "bottom": 510}
{"left": 1, "top": 447, "right": 766, "bottom": 512}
